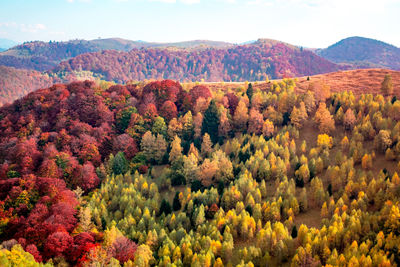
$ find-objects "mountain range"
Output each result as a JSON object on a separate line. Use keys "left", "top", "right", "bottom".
{"left": 0, "top": 38, "right": 18, "bottom": 51}
{"left": 0, "top": 36, "right": 399, "bottom": 106}
{"left": 315, "top": 36, "right": 400, "bottom": 70}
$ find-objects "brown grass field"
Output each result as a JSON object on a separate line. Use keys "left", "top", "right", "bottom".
{"left": 200, "top": 68, "right": 400, "bottom": 96}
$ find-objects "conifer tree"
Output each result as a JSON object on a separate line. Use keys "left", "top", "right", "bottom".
{"left": 201, "top": 100, "right": 220, "bottom": 144}
{"left": 246, "top": 83, "right": 254, "bottom": 104}
{"left": 173, "top": 191, "right": 181, "bottom": 211}
{"left": 113, "top": 151, "right": 129, "bottom": 175}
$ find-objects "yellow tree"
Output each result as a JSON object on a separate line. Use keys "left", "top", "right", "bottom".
{"left": 169, "top": 135, "right": 182, "bottom": 163}
{"left": 314, "top": 103, "right": 335, "bottom": 134}
{"left": 234, "top": 100, "right": 249, "bottom": 131}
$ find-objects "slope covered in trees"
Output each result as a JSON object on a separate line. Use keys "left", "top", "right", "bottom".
{"left": 0, "top": 76, "right": 400, "bottom": 266}
{"left": 316, "top": 36, "right": 400, "bottom": 70}
{"left": 53, "top": 40, "right": 340, "bottom": 83}
{"left": 0, "top": 38, "right": 234, "bottom": 72}
{"left": 0, "top": 66, "right": 56, "bottom": 106}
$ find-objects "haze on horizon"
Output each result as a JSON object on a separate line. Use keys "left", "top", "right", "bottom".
{"left": 0, "top": 0, "right": 399, "bottom": 48}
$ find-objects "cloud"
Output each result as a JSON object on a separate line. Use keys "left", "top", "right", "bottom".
{"left": 20, "top": 24, "right": 46, "bottom": 33}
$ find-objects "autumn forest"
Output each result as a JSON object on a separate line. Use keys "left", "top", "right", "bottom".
{"left": 0, "top": 71, "right": 399, "bottom": 266}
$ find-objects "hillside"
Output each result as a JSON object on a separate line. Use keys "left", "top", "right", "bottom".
{"left": 316, "top": 36, "right": 400, "bottom": 70}
{"left": 53, "top": 40, "right": 340, "bottom": 83}
{"left": 0, "top": 66, "right": 56, "bottom": 106}
{"left": 0, "top": 38, "right": 234, "bottom": 71}
{"left": 295, "top": 68, "right": 400, "bottom": 95}
{"left": 0, "top": 78, "right": 400, "bottom": 266}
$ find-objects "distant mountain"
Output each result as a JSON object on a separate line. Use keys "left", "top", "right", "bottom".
{"left": 0, "top": 38, "right": 234, "bottom": 71}
{"left": 0, "top": 38, "right": 18, "bottom": 50}
{"left": 316, "top": 36, "right": 400, "bottom": 70}
{"left": 53, "top": 39, "right": 340, "bottom": 83}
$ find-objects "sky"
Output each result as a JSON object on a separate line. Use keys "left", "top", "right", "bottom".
{"left": 0, "top": 0, "right": 399, "bottom": 48}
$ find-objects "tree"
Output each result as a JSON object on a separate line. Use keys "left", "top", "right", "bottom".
{"left": 160, "top": 101, "right": 178, "bottom": 121}
{"left": 182, "top": 111, "right": 194, "bottom": 140}
{"left": 375, "top": 130, "right": 392, "bottom": 153}
{"left": 314, "top": 103, "right": 335, "bottom": 134}
{"left": 44, "top": 231, "right": 73, "bottom": 258}
{"left": 169, "top": 135, "right": 182, "bottom": 163}
{"left": 116, "top": 106, "right": 136, "bottom": 133}
{"left": 193, "top": 113, "right": 203, "bottom": 139}
{"left": 198, "top": 159, "right": 218, "bottom": 186}
{"left": 234, "top": 100, "right": 249, "bottom": 132}
{"left": 111, "top": 236, "right": 138, "bottom": 264}
{"left": 343, "top": 108, "right": 356, "bottom": 130}
{"left": 262, "top": 119, "right": 274, "bottom": 137}
{"left": 154, "top": 134, "right": 167, "bottom": 163}
{"left": 246, "top": 83, "right": 254, "bottom": 104}
{"left": 112, "top": 151, "right": 129, "bottom": 175}
{"left": 159, "top": 199, "right": 172, "bottom": 216}
{"left": 219, "top": 109, "right": 232, "bottom": 137}
{"left": 248, "top": 108, "right": 264, "bottom": 134}
{"left": 189, "top": 85, "right": 212, "bottom": 104}
{"left": 317, "top": 134, "right": 333, "bottom": 149}
{"left": 381, "top": 74, "right": 393, "bottom": 96}
{"left": 173, "top": 191, "right": 181, "bottom": 211}
{"left": 290, "top": 102, "right": 308, "bottom": 129}
{"left": 141, "top": 131, "right": 157, "bottom": 161}
{"left": 194, "top": 205, "right": 206, "bottom": 228}
{"left": 152, "top": 116, "right": 167, "bottom": 136}
{"left": 201, "top": 133, "right": 213, "bottom": 157}
{"left": 133, "top": 244, "right": 154, "bottom": 267}
{"left": 361, "top": 154, "right": 372, "bottom": 170}
{"left": 201, "top": 100, "right": 220, "bottom": 144}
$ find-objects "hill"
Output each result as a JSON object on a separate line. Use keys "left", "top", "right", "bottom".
{"left": 0, "top": 66, "right": 56, "bottom": 106}
{"left": 316, "top": 36, "right": 400, "bottom": 70}
{"left": 295, "top": 68, "right": 400, "bottom": 95}
{"left": 0, "top": 77, "right": 400, "bottom": 266}
{"left": 53, "top": 40, "right": 340, "bottom": 83}
{"left": 201, "top": 68, "right": 400, "bottom": 96}
{"left": 0, "top": 38, "right": 234, "bottom": 71}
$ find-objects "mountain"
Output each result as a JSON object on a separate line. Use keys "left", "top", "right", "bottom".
{"left": 0, "top": 38, "right": 341, "bottom": 105}
{"left": 316, "top": 36, "right": 400, "bottom": 70}
{"left": 53, "top": 39, "right": 340, "bottom": 83}
{"left": 0, "top": 38, "right": 234, "bottom": 71}
{"left": 0, "top": 38, "right": 18, "bottom": 50}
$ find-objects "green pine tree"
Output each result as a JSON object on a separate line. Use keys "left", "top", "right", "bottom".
{"left": 201, "top": 100, "right": 220, "bottom": 144}
{"left": 246, "top": 83, "right": 253, "bottom": 104}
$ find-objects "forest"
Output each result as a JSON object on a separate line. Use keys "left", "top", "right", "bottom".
{"left": 0, "top": 40, "right": 340, "bottom": 108}
{"left": 0, "top": 74, "right": 399, "bottom": 266}
{"left": 53, "top": 41, "right": 339, "bottom": 83}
